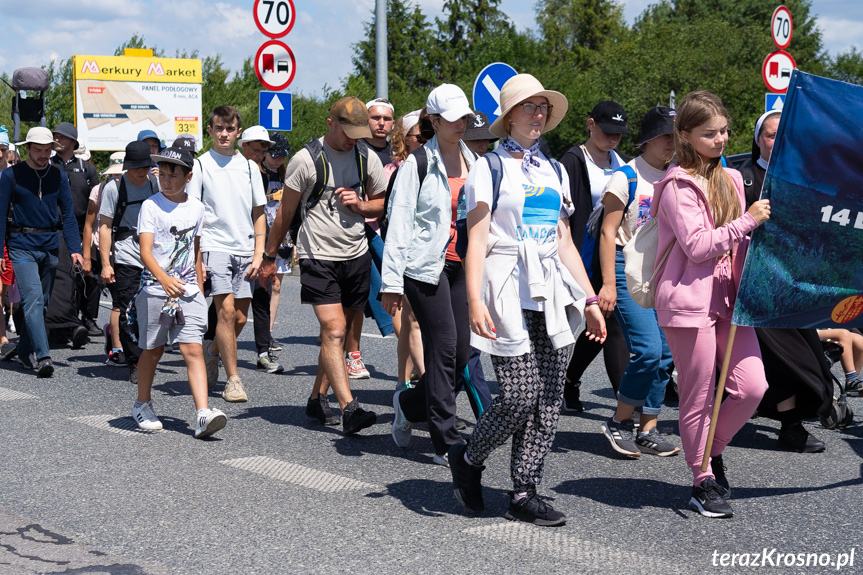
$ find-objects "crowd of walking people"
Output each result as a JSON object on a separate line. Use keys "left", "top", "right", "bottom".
{"left": 1, "top": 74, "right": 861, "bottom": 525}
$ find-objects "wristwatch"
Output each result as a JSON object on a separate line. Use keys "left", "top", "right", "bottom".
{"left": 261, "top": 251, "right": 276, "bottom": 262}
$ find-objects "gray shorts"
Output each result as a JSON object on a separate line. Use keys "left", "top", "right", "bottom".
{"left": 204, "top": 251, "right": 253, "bottom": 299}
{"left": 135, "top": 290, "right": 208, "bottom": 350}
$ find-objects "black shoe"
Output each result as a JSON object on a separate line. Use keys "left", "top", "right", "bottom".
{"left": 0, "top": 341, "right": 17, "bottom": 361}
{"left": 845, "top": 374, "right": 863, "bottom": 397}
{"left": 689, "top": 478, "right": 733, "bottom": 518}
{"left": 71, "top": 325, "right": 89, "bottom": 349}
{"left": 777, "top": 421, "right": 826, "bottom": 453}
{"left": 306, "top": 394, "right": 340, "bottom": 426}
{"left": 342, "top": 399, "right": 376, "bottom": 434}
{"left": 36, "top": 358, "right": 54, "bottom": 378}
{"left": 129, "top": 365, "right": 138, "bottom": 385}
{"left": 711, "top": 454, "right": 731, "bottom": 499}
{"left": 448, "top": 443, "right": 484, "bottom": 513}
{"left": 83, "top": 318, "right": 101, "bottom": 336}
{"left": 505, "top": 491, "right": 566, "bottom": 526}
{"left": 562, "top": 381, "right": 584, "bottom": 413}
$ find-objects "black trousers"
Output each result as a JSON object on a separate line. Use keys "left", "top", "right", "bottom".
{"left": 400, "top": 261, "right": 471, "bottom": 456}
{"left": 114, "top": 263, "right": 143, "bottom": 366}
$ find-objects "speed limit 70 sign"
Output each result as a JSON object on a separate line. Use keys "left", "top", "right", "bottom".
{"left": 771, "top": 5, "right": 793, "bottom": 50}
{"left": 254, "top": 0, "right": 296, "bottom": 39}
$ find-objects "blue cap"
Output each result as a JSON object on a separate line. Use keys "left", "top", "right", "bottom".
{"left": 137, "top": 129, "right": 163, "bottom": 150}
{"left": 0, "top": 125, "right": 8, "bottom": 147}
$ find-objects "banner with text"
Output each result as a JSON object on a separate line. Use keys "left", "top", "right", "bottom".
{"left": 733, "top": 71, "right": 863, "bottom": 329}
{"left": 73, "top": 55, "right": 203, "bottom": 151}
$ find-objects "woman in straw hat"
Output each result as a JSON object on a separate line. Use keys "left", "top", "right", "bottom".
{"left": 448, "top": 74, "right": 606, "bottom": 526}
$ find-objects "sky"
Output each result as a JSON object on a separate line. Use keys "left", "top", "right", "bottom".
{"left": 0, "top": 0, "right": 861, "bottom": 99}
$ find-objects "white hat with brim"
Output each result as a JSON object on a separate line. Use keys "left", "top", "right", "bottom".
{"left": 239, "top": 125, "right": 274, "bottom": 147}
{"left": 102, "top": 151, "right": 126, "bottom": 176}
{"left": 489, "top": 74, "right": 568, "bottom": 139}
{"left": 426, "top": 84, "right": 475, "bottom": 123}
{"left": 17, "top": 126, "right": 57, "bottom": 147}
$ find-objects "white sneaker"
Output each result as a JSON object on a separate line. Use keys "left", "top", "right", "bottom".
{"left": 132, "top": 401, "right": 163, "bottom": 431}
{"left": 346, "top": 352, "right": 370, "bottom": 379}
{"left": 194, "top": 408, "right": 227, "bottom": 439}
{"left": 392, "top": 389, "right": 412, "bottom": 448}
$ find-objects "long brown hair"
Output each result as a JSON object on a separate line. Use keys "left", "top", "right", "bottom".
{"left": 674, "top": 91, "right": 740, "bottom": 227}
{"left": 389, "top": 115, "right": 410, "bottom": 162}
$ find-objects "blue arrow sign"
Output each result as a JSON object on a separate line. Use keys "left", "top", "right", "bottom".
{"left": 472, "top": 63, "right": 517, "bottom": 123}
{"left": 259, "top": 91, "right": 292, "bottom": 131}
{"left": 765, "top": 93, "right": 786, "bottom": 113}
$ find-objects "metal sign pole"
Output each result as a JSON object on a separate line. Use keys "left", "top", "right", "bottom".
{"left": 375, "top": 0, "right": 388, "bottom": 99}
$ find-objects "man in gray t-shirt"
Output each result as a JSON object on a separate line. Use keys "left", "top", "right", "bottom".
{"left": 99, "top": 141, "right": 159, "bottom": 383}
{"left": 260, "top": 97, "right": 387, "bottom": 435}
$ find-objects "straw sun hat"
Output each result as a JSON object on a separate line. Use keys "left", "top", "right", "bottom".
{"left": 489, "top": 74, "right": 569, "bottom": 139}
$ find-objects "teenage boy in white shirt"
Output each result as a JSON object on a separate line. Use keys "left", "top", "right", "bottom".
{"left": 188, "top": 106, "right": 267, "bottom": 403}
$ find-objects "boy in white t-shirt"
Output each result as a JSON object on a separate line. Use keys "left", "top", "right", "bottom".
{"left": 131, "top": 146, "right": 227, "bottom": 439}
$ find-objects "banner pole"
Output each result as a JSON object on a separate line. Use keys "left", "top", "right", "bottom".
{"left": 700, "top": 324, "right": 738, "bottom": 473}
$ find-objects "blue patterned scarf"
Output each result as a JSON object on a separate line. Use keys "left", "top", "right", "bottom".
{"left": 500, "top": 136, "right": 542, "bottom": 175}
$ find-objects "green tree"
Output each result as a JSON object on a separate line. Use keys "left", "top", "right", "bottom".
{"left": 352, "top": 0, "right": 439, "bottom": 97}
{"left": 824, "top": 47, "right": 863, "bottom": 86}
{"left": 534, "top": 0, "right": 628, "bottom": 70}
{"left": 435, "top": 0, "right": 512, "bottom": 80}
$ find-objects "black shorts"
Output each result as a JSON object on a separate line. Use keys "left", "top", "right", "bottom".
{"left": 299, "top": 251, "right": 371, "bottom": 310}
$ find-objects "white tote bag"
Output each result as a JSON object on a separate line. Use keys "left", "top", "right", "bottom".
{"left": 623, "top": 216, "right": 674, "bottom": 309}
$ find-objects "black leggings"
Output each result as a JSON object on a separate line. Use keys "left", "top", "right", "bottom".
{"left": 400, "top": 260, "right": 471, "bottom": 456}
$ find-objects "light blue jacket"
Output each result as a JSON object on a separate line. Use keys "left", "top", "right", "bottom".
{"left": 380, "top": 136, "right": 476, "bottom": 292}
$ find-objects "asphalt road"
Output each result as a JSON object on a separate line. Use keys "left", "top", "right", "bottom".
{"left": 1, "top": 273, "right": 862, "bottom": 574}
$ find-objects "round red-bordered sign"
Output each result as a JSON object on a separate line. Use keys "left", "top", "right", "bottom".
{"left": 253, "top": 0, "right": 296, "bottom": 39}
{"left": 255, "top": 40, "right": 296, "bottom": 91}
{"left": 771, "top": 5, "right": 793, "bottom": 50}
{"left": 762, "top": 50, "right": 796, "bottom": 94}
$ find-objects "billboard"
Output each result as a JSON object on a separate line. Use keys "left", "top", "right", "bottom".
{"left": 73, "top": 54, "right": 203, "bottom": 151}
{"left": 732, "top": 71, "right": 863, "bottom": 329}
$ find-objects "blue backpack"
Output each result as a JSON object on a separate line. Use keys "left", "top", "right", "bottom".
{"left": 580, "top": 165, "right": 637, "bottom": 280}
{"left": 454, "top": 152, "right": 563, "bottom": 259}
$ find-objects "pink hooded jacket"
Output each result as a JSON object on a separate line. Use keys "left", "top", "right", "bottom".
{"left": 649, "top": 164, "right": 759, "bottom": 328}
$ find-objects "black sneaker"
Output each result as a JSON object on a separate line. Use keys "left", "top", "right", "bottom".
{"left": 562, "top": 381, "right": 584, "bottom": 413}
{"left": 505, "top": 491, "right": 566, "bottom": 527}
{"left": 711, "top": 454, "right": 731, "bottom": 499}
{"left": 448, "top": 443, "right": 484, "bottom": 513}
{"left": 306, "top": 394, "right": 340, "bottom": 426}
{"left": 71, "top": 325, "right": 89, "bottom": 349}
{"left": 36, "top": 357, "right": 54, "bottom": 378}
{"left": 601, "top": 418, "right": 641, "bottom": 457}
{"left": 342, "top": 399, "right": 376, "bottom": 434}
{"left": 845, "top": 374, "right": 863, "bottom": 397}
{"left": 635, "top": 428, "right": 680, "bottom": 456}
{"left": 129, "top": 365, "right": 138, "bottom": 385}
{"left": 0, "top": 341, "right": 17, "bottom": 361}
{"left": 777, "top": 421, "right": 826, "bottom": 453}
{"left": 83, "top": 318, "right": 101, "bottom": 336}
{"left": 689, "top": 477, "right": 733, "bottom": 518}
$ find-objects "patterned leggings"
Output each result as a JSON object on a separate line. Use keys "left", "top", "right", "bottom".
{"left": 466, "top": 310, "right": 572, "bottom": 491}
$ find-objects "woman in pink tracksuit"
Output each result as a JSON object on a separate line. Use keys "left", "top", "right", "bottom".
{"left": 651, "top": 91, "right": 771, "bottom": 518}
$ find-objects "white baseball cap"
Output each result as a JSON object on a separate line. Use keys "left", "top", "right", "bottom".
{"left": 239, "top": 126, "right": 274, "bottom": 146}
{"left": 426, "top": 84, "right": 474, "bottom": 123}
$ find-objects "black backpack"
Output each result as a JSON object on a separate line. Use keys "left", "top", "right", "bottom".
{"left": 379, "top": 147, "right": 428, "bottom": 241}
{"left": 111, "top": 174, "right": 157, "bottom": 243}
{"left": 289, "top": 138, "right": 369, "bottom": 243}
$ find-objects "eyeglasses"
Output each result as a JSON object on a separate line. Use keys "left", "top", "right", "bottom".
{"left": 248, "top": 143, "right": 270, "bottom": 157}
{"left": 520, "top": 102, "right": 552, "bottom": 116}
{"left": 406, "top": 132, "right": 425, "bottom": 144}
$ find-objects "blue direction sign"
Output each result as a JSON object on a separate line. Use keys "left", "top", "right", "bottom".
{"left": 259, "top": 91, "right": 292, "bottom": 131}
{"left": 765, "top": 93, "right": 786, "bottom": 113}
{"left": 472, "top": 62, "right": 517, "bottom": 123}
